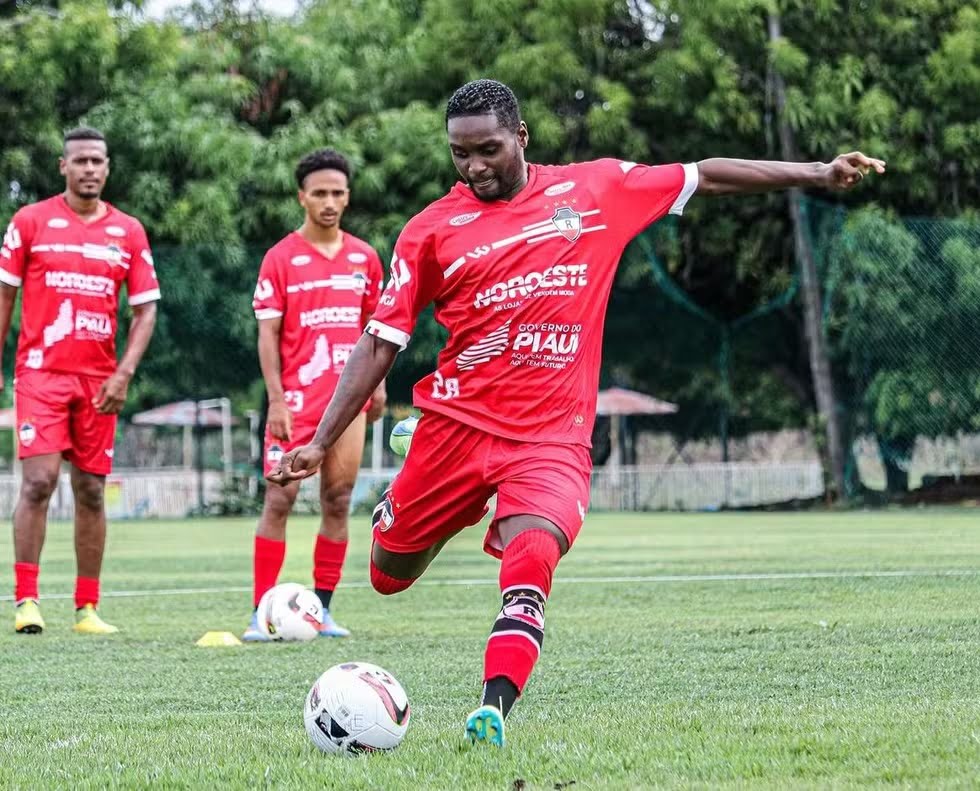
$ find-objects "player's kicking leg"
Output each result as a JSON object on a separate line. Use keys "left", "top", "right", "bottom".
{"left": 12, "top": 455, "right": 61, "bottom": 634}
{"left": 244, "top": 479, "right": 300, "bottom": 641}
{"left": 313, "top": 413, "right": 366, "bottom": 638}
{"left": 70, "top": 466, "right": 118, "bottom": 634}
{"left": 465, "top": 516, "right": 567, "bottom": 748}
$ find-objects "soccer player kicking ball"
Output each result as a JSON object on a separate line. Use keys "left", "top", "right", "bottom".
{"left": 245, "top": 149, "right": 386, "bottom": 641}
{"left": 269, "top": 80, "right": 884, "bottom": 743}
{"left": 0, "top": 127, "right": 160, "bottom": 635}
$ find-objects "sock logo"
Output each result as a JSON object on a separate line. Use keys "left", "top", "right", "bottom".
{"left": 491, "top": 587, "right": 546, "bottom": 655}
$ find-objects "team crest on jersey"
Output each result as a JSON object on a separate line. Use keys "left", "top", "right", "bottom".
{"left": 18, "top": 422, "right": 36, "bottom": 447}
{"left": 551, "top": 206, "right": 582, "bottom": 242}
{"left": 266, "top": 444, "right": 284, "bottom": 464}
{"left": 47, "top": 218, "right": 69, "bottom": 229}
{"left": 106, "top": 244, "right": 124, "bottom": 266}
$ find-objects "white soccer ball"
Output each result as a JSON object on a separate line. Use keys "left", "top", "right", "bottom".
{"left": 304, "top": 662, "right": 411, "bottom": 754}
{"left": 256, "top": 583, "right": 322, "bottom": 642}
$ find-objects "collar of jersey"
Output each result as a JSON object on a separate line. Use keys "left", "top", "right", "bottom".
{"left": 453, "top": 163, "right": 539, "bottom": 208}
{"left": 56, "top": 194, "right": 116, "bottom": 228}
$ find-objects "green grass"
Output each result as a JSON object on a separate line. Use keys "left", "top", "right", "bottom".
{"left": 1, "top": 510, "right": 979, "bottom": 789}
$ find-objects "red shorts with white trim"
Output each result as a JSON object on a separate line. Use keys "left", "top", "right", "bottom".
{"left": 372, "top": 412, "right": 592, "bottom": 559}
{"left": 15, "top": 370, "right": 117, "bottom": 475}
{"left": 262, "top": 399, "right": 372, "bottom": 477}
{"left": 263, "top": 418, "right": 320, "bottom": 477}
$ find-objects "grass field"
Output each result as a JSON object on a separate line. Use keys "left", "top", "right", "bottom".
{"left": 1, "top": 510, "right": 979, "bottom": 790}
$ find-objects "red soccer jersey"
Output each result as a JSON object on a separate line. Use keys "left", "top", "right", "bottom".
{"left": 366, "top": 158, "right": 698, "bottom": 446}
{"left": 252, "top": 231, "right": 383, "bottom": 419}
{"left": 0, "top": 195, "right": 161, "bottom": 378}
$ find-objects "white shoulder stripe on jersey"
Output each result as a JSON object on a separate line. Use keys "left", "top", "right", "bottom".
{"left": 129, "top": 288, "right": 161, "bottom": 306}
{"left": 0, "top": 267, "right": 22, "bottom": 287}
{"left": 669, "top": 163, "right": 699, "bottom": 216}
{"left": 254, "top": 308, "right": 283, "bottom": 320}
{"left": 443, "top": 208, "right": 606, "bottom": 280}
{"left": 365, "top": 319, "right": 410, "bottom": 351}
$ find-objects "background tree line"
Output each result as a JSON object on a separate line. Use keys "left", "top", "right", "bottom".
{"left": 1, "top": 0, "right": 977, "bottom": 492}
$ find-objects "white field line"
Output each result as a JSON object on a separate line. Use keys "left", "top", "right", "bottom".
{"left": 1, "top": 569, "right": 977, "bottom": 602}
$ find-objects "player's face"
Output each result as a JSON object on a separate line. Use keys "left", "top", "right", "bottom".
{"left": 60, "top": 141, "right": 109, "bottom": 200}
{"left": 298, "top": 169, "right": 350, "bottom": 230}
{"left": 447, "top": 114, "right": 528, "bottom": 202}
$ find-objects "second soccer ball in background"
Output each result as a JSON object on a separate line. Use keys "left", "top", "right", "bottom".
{"left": 256, "top": 582, "right": 322, "bottom": 641}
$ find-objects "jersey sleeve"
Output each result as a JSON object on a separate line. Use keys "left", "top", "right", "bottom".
{"left": 597, "top": 159, "right": 699, "bottom": 241}
{"left": 0, "top": 209, "right": 33, "bottom": 287}
{"left": 126, "top": 223, "right": 162, "bottom": 305}
{"left": 364, "top": 220, "right": 443, "bottom": 351}
{"left": 253, "top": 248, "right": 286, "bottom": 320}
{"left": 360, "top": 247, "right": 384, "bottom": 329}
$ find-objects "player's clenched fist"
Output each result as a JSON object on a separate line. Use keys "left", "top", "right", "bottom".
{"left": 823, "top": 152, "right": 886, "bottom": 190}
{"left": 267, "top": 443, "right": 325, "bottom": 485}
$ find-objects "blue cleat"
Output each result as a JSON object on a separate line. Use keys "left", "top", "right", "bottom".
{"left": 242, "top": 610, "right": 271, "bottom": 642}
{"left": 465, "top": 705, "right": 505, "bottom": 747}
{"left": 318, "top": 610, "right": 351, "bottom": 638}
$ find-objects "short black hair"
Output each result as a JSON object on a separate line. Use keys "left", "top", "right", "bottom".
{"left": 63, "top": 126, "right": 107, "bottom": 152}
{"left": 446, "top": 79, "right": 521, "bottom": 132}
{"left": 295, "top": 148, "right": 351, "bottom": 189}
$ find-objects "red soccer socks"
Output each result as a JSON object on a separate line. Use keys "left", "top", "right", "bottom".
{"left": 14, "top": 562, "right": 39, "bottom": 603}
{"left": 482, "top": 528, "right": 561, "bottom": 714}
{"left": 313, "top": 535, "right": 347, "bottom": 609}
{"left": 253, "top": 535, "right": 286, "bottom": 607}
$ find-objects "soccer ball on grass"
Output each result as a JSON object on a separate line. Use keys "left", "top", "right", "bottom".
{"left": 256, "top": 582, "right": 322, "bottom": 642}
{"left": 304, "top": 662, "right": 410, "bottom": 754}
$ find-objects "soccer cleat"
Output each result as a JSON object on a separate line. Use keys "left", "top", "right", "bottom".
{"left": 319, "top": 610, "right": 351, "bottom": 638}
{"left": 465, "top": 705, "right": 505, "bottom": 747}
{"left": 72, "top": 604, "right": 119, "bottom": 635}
{"left": 242, "top": 610, "right": 271, "bottom": 642}
{"left": 14, "top": 599, "right": 45, "bottom": 634}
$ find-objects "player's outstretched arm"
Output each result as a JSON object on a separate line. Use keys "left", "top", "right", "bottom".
{"left": 268, "top": 333, "right": 399, "bottom": 484}
{"left": 695, "top": 152, "right": 885, "bottom": 196}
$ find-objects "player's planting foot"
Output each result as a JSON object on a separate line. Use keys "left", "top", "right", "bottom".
{"left": 72, "top": 604, "right": 119, "bottom": 635}
{"left": 319, "top": 610, "right": 351, "bottom": 638}
{"left": 242, "top": 610, "right": 271, "bottom": 642}
{"left": 465, "top": 705, "right": 505, "bottom": 747}
{"left": 14, "top": 599, "right": 45, "bottom": 634}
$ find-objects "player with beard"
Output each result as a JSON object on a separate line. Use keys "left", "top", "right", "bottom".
{"left": 246, "top": 149, "right": 386, "bottom": 640}
{"left": 0, "top": 127, "right": 160, "bottom": 634}
{"left": 269, "top": 81, "right": 884, "bottom": 743}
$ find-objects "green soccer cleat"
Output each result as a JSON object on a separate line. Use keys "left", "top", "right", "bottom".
{"left": 14, "top": 599, "right": 45, "bottom": 634}
{"left": 318, "top": 610, "right": 351, "bottom": 638}
{"left": 73, "top": 604, "right": 119, "bottom": 635}
{"left": 465, "top": 705, "right": 505, "bottom": 747}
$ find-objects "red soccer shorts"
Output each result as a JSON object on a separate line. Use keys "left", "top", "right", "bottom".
{"left": 15, "top": 370, "right": 117, "bottom": 475}
{"left": 372, "top": 412, "right": 592, "bottom": 559}
{"left": 262, "top": 397, "right": 372, "bottom": 476}
{"left": 263, "top": 416, "right": 321, "bottom": 477}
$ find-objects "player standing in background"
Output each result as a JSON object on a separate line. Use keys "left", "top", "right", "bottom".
{"left": 0, "top": 127, "right": 160, "bottom": 635}
{"left": 245, "top": 149, "right": 386, "bottom": 641}
{"left": 270, "top": 80, "right": 884, "bottom": 742}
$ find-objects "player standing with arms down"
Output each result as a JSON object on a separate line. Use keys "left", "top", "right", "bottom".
{"left": 270, "top": 80, "right": 884, "bottom": 742}
{"left": 0, "top": 127, "right": 160, "bottom": 635}
{"left": 245, "top": 149, "right": 386, "bottom": 640}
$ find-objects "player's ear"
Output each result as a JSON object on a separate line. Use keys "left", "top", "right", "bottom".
{"left": 517, "top": 121, "right": 529, "bottom": 150}
{"left": 58, "top": 157, "right": 67, "bottom": 177}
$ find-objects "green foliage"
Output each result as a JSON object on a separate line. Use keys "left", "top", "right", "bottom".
{"left": 0, "top": 0, "right": 975, "bottom": 449}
